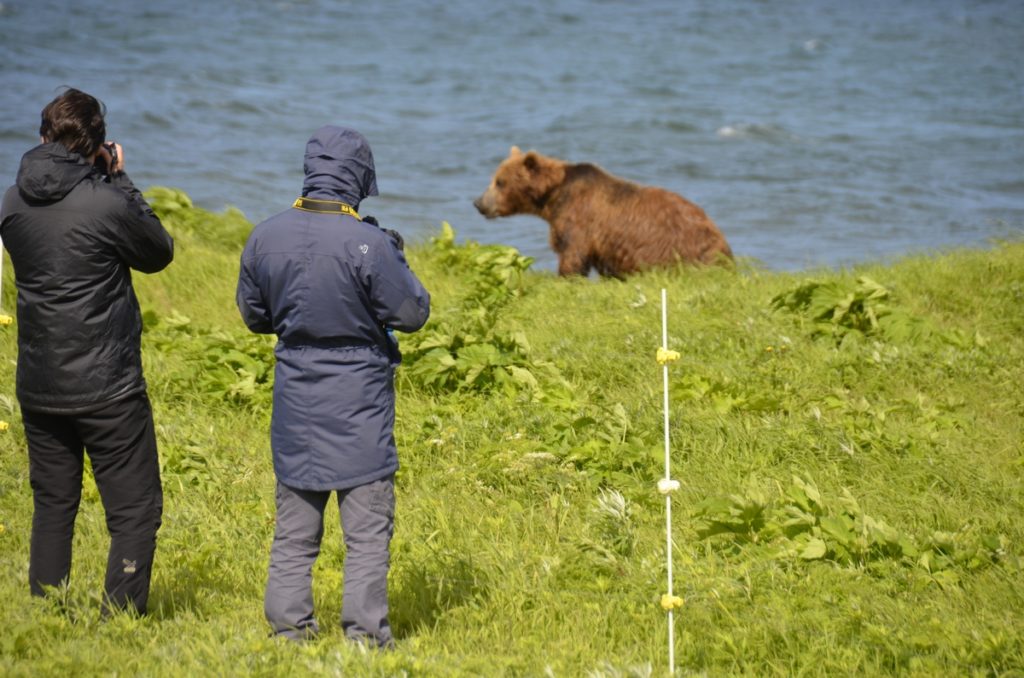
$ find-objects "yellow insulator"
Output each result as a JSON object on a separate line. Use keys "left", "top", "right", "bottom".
{"left": 656, "top": 347, "right": 680, "bottom": 365}
{"left": 0, "top": 314, "right": 12, "bottom": 326}
{"left": 660, "top": 594, "right": 684, "bottom": 610}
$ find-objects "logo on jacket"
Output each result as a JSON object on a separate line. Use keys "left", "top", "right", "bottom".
{"left": 360, "top": 244, "right": 369, "bottom": 254}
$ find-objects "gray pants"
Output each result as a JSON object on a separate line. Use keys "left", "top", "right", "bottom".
{"left": 265, "top": 476, "right": 395, "bottom": 646}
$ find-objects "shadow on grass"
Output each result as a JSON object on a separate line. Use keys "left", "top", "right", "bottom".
{"left": 147, "top": 583, "right": 207, "bottom": 621}
{"left": 146, "top": 560, "right": 263, "bottom": 621}
{"left": 389, "top": 554, "right": 486, "bottom": 639}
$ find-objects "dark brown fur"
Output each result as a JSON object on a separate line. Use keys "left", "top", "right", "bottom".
{"left": 474, "top": 147, "right": 733, "bottom": 277}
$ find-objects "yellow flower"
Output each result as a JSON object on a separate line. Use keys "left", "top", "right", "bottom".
{"left": 0, "top": 421, "right": 9, "bottom": 432}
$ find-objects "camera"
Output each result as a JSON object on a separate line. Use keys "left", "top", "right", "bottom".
{"left": 93, "top": 142, "right": 118, "bottom": 176}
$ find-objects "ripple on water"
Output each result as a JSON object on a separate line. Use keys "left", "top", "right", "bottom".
{"left": 141, "top": 111, "right": 173, "bottom": 129}
{"left": 715, "top": 123, "right": 801, "bottom": 143}
{"left": 221, "top": 99, "right": 264, "bottom": 116}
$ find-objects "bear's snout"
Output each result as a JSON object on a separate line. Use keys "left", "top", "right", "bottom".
{"left": 473, "top": 193, "right": 497, "bottom": 218}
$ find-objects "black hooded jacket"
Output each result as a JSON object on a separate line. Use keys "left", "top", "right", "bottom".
{"left": 0, "top": 143, "right": 174, "bottom": 414}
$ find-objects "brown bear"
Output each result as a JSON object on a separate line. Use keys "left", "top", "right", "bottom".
{"left": 474, "top": 146, "right": 733, "bottom": 277}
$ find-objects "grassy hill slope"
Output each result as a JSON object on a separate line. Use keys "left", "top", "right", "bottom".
{"left": 0, "top": 188, "right": 1021, "bottom": 676}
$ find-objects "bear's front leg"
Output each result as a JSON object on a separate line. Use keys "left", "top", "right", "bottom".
{"left": 557, "top": 248, "right": 591, "bottom": 276}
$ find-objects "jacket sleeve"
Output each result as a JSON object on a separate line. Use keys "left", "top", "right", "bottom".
{"left": 367, "top": 239, "right": 430, "bottom": 333}
{"left": 108, "top": 173, "right": 175, "bottom": 273}
{"left": 236, "top": 247, "right": 275, "bottom": 334}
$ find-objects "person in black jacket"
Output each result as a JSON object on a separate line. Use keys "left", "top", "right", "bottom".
{"left": 0, "top": 88, "right": 174, "bottom": 615}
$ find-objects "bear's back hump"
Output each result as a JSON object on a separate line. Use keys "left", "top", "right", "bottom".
{"left": 564, "top": 163, "right": 639, "bottom": 201}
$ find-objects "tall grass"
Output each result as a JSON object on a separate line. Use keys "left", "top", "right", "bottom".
{"left": 0, "top": 188, "right": 1021, "bottom": 676}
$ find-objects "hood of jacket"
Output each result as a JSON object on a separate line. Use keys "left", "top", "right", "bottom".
{"left": 301, "top": 125, "right": 378, "bottom": 207}
{"left": 16, "top": 142, "right": 95, "bottom": 203}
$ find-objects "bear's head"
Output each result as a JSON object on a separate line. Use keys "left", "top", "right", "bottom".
{"left": 474, "top": 146, "right": 565, "bottom": 219}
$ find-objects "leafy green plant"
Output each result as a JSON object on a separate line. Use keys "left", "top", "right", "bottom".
{"left": 692, "top": 488, "right": 771, "bottom": 543}
{"left": 145, "top": 186, "right": 253, "bottom": 249}
{"left": 401, "top": 224, "right": 567, "bottom": 398}
{"left": 773, "top": 476, "right": 919, "bottom": 566}
{"left": 515, "top": 398, "right": 658, "bottom": 490}
{"left": 675, "top": 372, "right": 787, "bottom": 415}
{"left": 145, "top": 310, "right": 275, "bottom": 408}
{"left": 807, "top": 387, "right": 964, "bottom": 457}
{"left": 693, "top": 475, "right": 1009, "bottom": 582}
{"left": 162, "top": 440, "right": 222, "bottom": 490}
{"left": 770, "top": 276, "right": 944, "bottom": 347}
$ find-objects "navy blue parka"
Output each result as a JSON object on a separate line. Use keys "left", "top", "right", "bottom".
{"left": 236, "top": 127, "right": 430, "bottom": 490}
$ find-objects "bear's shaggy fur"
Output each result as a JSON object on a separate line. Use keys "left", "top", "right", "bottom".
{"left": 474, "top": 147, "right": 733, "bottom": 277}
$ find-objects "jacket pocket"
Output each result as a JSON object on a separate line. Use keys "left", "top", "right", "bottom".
{"left": 368, "top": 476, "right": 395, "bottom": 520}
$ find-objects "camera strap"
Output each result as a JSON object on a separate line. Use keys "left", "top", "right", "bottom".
{"left": 292, "top": 197, "right": 361, "bottom": 220}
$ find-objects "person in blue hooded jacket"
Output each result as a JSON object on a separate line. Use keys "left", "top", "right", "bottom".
{"left": 236, "top": 125, "right": 430, "bottom": 646}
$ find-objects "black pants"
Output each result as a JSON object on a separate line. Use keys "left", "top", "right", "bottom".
{"left": 22, "top": 393, "right": 163, "bottom": 614}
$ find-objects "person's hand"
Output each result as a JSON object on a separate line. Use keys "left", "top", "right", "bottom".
{"left": 97, "top": 141, "right": 124, "bottom": 175}
{"left": 363, "top": 215, "right": 404, "bottom": 251}
{"left": 383, "top": 228, "right": 404, "bottom": 251}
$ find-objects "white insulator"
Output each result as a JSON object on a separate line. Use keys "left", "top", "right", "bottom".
{"left": 657, "top": 478, "right": 680, "bottom": 495}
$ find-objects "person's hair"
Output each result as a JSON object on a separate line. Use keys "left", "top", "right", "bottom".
{"left": 39, "top": 88, "right": 106, "bottom": 157}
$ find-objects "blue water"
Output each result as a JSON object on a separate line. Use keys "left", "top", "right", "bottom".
{"left": 2, "top": 0, "right": 1023, "bottom": 271}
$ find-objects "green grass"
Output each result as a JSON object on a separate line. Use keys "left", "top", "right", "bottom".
{"left": 1, "top": 187, "right": 1022, "bottom": 676}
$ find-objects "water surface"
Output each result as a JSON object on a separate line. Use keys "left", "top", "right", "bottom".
{"left": 2, "top": 0, "right": 1022, "bottom": 271}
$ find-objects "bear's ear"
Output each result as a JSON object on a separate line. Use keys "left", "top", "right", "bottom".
{"left": 509, "top": 145, "right": 522, "bottom": 157}
{"left": 523, "top": 151, "right": 540, "bottom": 172}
